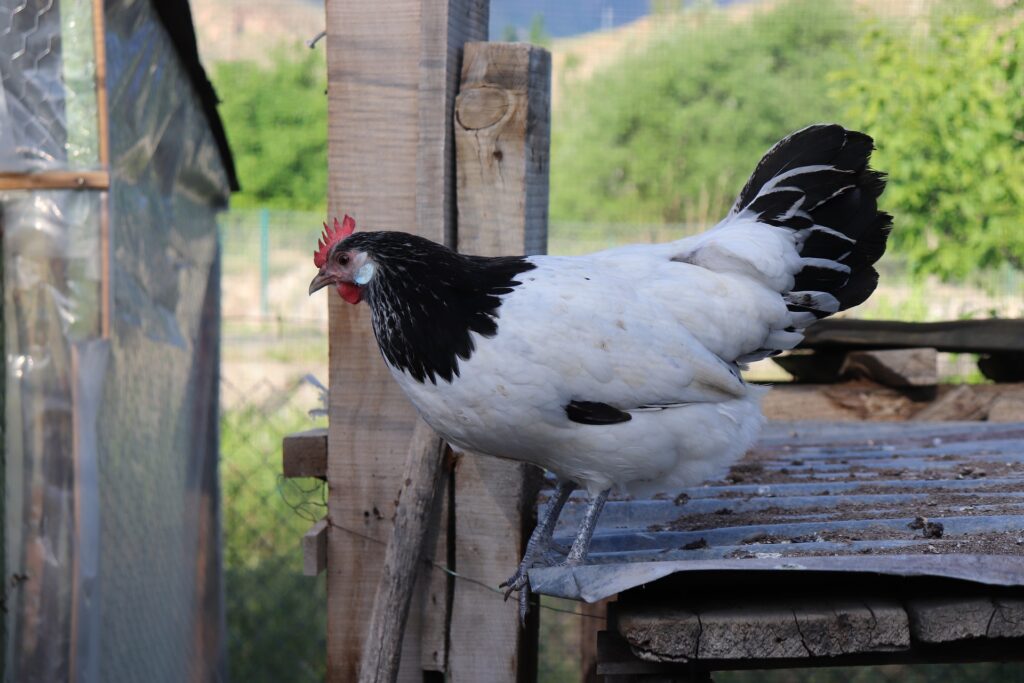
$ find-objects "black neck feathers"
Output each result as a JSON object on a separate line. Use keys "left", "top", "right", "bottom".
{"left": 342, "top": 231, "right": 535, "bottom": 384}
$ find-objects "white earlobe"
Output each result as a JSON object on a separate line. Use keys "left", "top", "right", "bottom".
{"left": 355, "top": 262, "right": 376, "bottom": 285}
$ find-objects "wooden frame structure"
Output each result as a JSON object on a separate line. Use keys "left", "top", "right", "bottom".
{"left": 279, "top": 1, "right": 552, "bottom": 680}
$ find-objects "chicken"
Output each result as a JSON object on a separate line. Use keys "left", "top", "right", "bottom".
{"left": 309, "top": 124, "right": 891, "bottom": 617}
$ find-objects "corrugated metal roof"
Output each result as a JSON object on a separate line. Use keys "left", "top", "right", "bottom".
{"left": 530, "top": 421, "right": 1024, "bottom": 602}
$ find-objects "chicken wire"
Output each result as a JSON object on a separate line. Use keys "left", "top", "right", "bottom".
{"left": 3, "top": 0, "right": 229, "bottom": 681}
{"left": 0, "top": 0, "right": 100, "bottom": 170}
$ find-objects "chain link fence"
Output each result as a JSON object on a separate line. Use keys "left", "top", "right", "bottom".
{"left": 220, "top": 209, "right": 329, "bottom": 682}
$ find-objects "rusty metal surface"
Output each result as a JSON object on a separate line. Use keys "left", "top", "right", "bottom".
{"left": 530, "top": 421, "right": 1024, "bottom": 602}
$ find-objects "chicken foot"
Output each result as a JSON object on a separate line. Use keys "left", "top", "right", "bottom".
{"left": 501, "top": 479, "right": 578, "bottom": 599}
{"left": 502, "top": 484, "right": 611, "bottom": 626}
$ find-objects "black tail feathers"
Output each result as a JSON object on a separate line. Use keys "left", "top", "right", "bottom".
{"left": 734, "top": 124, "right": 893, "bottom": 317}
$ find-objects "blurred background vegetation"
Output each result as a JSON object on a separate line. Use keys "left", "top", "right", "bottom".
{"left": 199, "top": 0, "right": 1024, "bottom": 680}
{"left": 214, "top": 0, "right": 1024, "bottom": 281}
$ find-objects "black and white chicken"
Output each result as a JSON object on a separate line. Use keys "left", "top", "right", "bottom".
{"left": 310, "top": 124, "right": 891, "bottom": 615}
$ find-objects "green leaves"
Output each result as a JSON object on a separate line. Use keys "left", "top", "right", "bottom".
{"left": 551, "top": 0, "right": 856, "bottom": 227}
{"left": 833, "top": 6, "right": 1024, "bottom": 279}
{"left": 551, "top": 0, "right": 1024, "bottom": 279}
{"left": 213, "top": 49, "right": 328, "bottom": 212}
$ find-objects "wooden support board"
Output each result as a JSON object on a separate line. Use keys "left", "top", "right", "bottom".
{"left": 0, "top": 171, "right": 110, "bottom": 191}
{"left": 801, "top": 319, "right": 1024, "bottom": 354}
{"left": 615, "top": 600, "right": 910, "bottom": 662}
{"left": 447, "top": 41, "right": 551, "bottom": 682}
{"left": 359, "top": 421, "right": 447, "bottom": 682}
{"left": 282, "top": 428, "right": 327, "bottom": 479}
{"left": 603, "top": 591, "right": 1024, "bottom": 674}
{"left": 323, "top": 1, "right": 487, "bottom": 681}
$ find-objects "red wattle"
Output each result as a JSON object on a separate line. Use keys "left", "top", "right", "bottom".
{"left": 338, "top": 282, "right": 362, "bottom": 304}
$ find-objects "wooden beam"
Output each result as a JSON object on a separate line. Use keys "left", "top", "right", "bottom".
{"left": 907, "top": 597, "right": 1024, "bottom": 643}
{"left": 0, "top": 171, "right": 110, "bottom": 191}
{"left": 359, "top": 421, "right": 447, "bottom": 683}
{"left": 90, "top": 0, "right": 109, "bottom": 167}
{"left": 303, "top": 519, "right": 329, "bottom": 577}
{"left": 615, "top": 599, "right": 910, "bottom": 662}
{"left": 446, "top": 41, "right": 551, "bottom": 683}
{"left": 90, "top": 0, "right": 111, "bottom": 338}
{"left": 323, "top": 1, "right": 487, "bottom": 681}
{"left": 801, "top": 319, "right": 1024, "bottom": 354}
{"left": 282, "top": 428, "right": 328, "bottom": 479}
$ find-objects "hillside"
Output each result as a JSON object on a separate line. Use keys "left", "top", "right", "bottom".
{"left": 190, "top": 0, "right": 323, "bottom": 64}
{"left": 548, "top": 0, "right": 940, "bottom": 110}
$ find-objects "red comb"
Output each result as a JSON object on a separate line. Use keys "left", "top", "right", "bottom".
{"left": 313, "top": 215, "right": 356, "bottom": 268}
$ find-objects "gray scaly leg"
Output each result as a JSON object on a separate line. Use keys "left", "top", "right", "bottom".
{"left": 501, "top": 479, "right": 578, "bottom": 598}
{"left": 515, "top": 488, "right": 610, "bottom": 627}
{"left": 566, "top": 488, "right": 610, "bottom": 565}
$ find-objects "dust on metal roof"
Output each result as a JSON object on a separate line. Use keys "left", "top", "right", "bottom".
{"left": 530, "top": 421, "right": 1024, "bottom": 602}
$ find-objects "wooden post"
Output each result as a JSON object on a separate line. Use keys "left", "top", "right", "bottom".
{"left": 448, "top": 41, "right": 551, "bottom": 682}
{"left": 323, "top": 1, "right": 487, "bottom": 681}
{"left": 580, "top": 599, "right": 610, "bottom": 682}
{"left": 359, "top": 422, "right": 447, "bottom": 683}
{"left": 302, "top": 519, "right": 328, "bottom": 577}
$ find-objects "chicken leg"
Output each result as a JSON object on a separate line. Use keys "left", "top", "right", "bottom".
{"left": 501, "top": 479, "right": 577, "bottom": 598}
{"left": 566, "top": 488, "right": 610, "bottom": 564}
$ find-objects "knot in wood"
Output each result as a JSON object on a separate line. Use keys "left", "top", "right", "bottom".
{"left": 456, "top": 86, "right": 510, "bottom": 130}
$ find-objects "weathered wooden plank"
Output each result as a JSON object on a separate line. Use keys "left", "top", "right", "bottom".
{"left": 282, "top": 428, "right": 327, "bottom": 479}
{"left": 323, "top": 1, "right": 487, "bottom": 681}
{"left": 0, "top": 170, "right": 110, "bottom": 190}
{"left": 303, "top": 519, "right": 328, "bottom": 577}
{"left": 447, "top": 41, "right": 551, "bottom": 682}
{"left": 616, "top": 600, "right": 910, "bottom": 662}
{"left": 418, "top": 463, "right": 453, "bottom": 672}
{"left": 359, "top": 421, "right": 447, "bottom": 683}
{"left": 454, "top": 41, "right": 551, "bottom": 256}
{"left": 907, "top": 597, "right": 1024, "bottom": 643}
{"left": 801, "top": 319, "right": 1024, "bottom": 354}
{"left": 90, "top": 0, "right": 109, "bottom": 167}
{"left": 840, "top": 348, "right": 937, "bottom": 387}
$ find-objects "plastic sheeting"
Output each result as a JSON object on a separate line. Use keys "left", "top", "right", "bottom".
{"left": 2, "top": 189, "right": 105, "bottom": 681}
{"left": 3, "top": 0, "right": 229, "bottom": 681}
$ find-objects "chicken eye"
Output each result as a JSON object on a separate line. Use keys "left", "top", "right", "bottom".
{"left": 337, "top": 253, "right": 350, "bottom": 266}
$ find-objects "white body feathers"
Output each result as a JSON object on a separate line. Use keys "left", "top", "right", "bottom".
{"left": 389, "top": 223, "right": 795, "bottom": 496}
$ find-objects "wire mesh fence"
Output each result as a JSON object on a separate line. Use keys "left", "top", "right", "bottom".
{"left": 220, "top": 373, "right": 328, "bottom": 682}
{"left": 219, "top": 208, "right": 330, "bottom": 681}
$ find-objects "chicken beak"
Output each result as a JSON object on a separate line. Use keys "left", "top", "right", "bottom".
{"left": 308, "top": 269, "right": 333, "bottom": 295}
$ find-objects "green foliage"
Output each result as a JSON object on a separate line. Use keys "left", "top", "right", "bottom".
{"left": 213, "top": 49, "right": 328, "bottom": 212}
{"left": 552, "top": 0, "right": 1024, "bottom": 278}
{"left": 221, "top": 404, "right": 327, "bottom": 681}
{"left": 550, "top": 0, "right": 857, "bottom": 226}
{"left": 832, "top": 6, "right": 1024, "bottom": 279}
{"left": 529, "top": 13, "right": 551, "bottom": 47}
